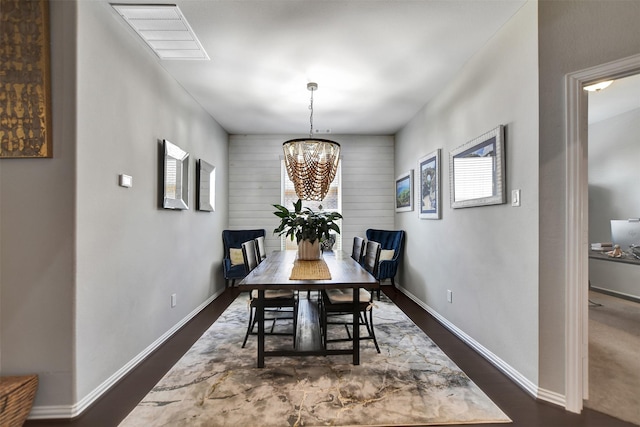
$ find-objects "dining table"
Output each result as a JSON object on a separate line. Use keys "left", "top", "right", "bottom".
{"left": 238, "top": 249, "right": 379, "bottom": 368}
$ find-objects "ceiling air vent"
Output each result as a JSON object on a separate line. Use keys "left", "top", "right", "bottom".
{"left": 111, "top": 4, "right": 209, "bottom": 60}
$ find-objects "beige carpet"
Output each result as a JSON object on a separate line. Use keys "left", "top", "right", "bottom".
{"left": 120, "top": 294, "right": 511, "bottom": 426}
{"left": 586, "top": 291, "right": 640, "bottom": 426}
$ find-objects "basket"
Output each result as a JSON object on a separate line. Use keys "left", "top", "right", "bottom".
{"left": 0, "top": 375, "right": 39, "bottom": 427}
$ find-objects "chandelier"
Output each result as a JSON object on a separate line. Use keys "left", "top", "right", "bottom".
{"left": 283, "top": 83, "right": 340, "bottom": 201}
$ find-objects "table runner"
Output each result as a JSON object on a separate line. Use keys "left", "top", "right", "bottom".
{"left": 289, "top": 259, "right": 332, "bottom": 280}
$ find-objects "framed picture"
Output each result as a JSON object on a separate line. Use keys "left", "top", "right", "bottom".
{"left": 0, "top": 0, "right": 53, "bottom": 158}
{"left": 162, "top": 139, "right": 189, "bottom": 210}
{"left": 449, "top": 125, "right": 505, "bottom": 209}
{"left": 196, "top": 159, "right": 215, "bottom": 212}
{"left": 418, "top": 149, "right": 441, "bottom": 219}
{"left": 395, "top": 170, "right": 414, "bottom": 212}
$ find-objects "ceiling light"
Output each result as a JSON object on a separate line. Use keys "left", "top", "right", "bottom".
{"left": 583, "top": 80, "right": 614, "bottom": 92}
{"left": 283, "top": 83, "right": 341, "bottom": 201}
{"left": 111, "top": 4, "right": 209, "bottom": 60}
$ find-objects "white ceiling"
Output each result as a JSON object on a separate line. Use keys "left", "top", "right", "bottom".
{"left": 105, "top": 0, "right": 530, "bottom": 135}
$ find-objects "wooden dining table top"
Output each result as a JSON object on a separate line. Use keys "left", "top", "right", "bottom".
{"left": 238, "top": 250, "right": 379, "bottom": 290}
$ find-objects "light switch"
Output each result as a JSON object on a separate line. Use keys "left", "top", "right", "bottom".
{"left": 511, "top": 189, "right": 521, "bottom": 207}
{"left": 119, "top": 174, "right": 133, "bottom": 188}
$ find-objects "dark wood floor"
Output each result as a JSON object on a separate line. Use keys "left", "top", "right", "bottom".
{"left": 25, "top": 286, "right": 635, "bottom": 427}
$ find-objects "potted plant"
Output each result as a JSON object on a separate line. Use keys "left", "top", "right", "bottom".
{"left": 273, "top": 199, "right": 343, "bottom": 260}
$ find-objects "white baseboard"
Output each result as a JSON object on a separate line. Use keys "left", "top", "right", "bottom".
{"left": 538, "top": 387, "right": 566, "bottom": 407}
{"left": 396, "top": 284, "right": 566, "bottom": 408}
{"left": 28, "top": 289, "right": 225, "bottom": 420}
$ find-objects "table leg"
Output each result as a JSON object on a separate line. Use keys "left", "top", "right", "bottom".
{"left": 353, "top": 287, "right": 360, "bottom": 365}
{"left": 257, "top": 289, "right": 265, "bottom": 368}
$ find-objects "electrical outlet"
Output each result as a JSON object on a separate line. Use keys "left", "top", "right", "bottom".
{"left": 171, "top": 293, "right": 177, "bottom": 308}
{"left": 447, "top": 290, "right": 453, "bottom": 303}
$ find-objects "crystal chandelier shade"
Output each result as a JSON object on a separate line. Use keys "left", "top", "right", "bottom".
{"left": 283, "top": 83, "right": 340, "bottom": 201}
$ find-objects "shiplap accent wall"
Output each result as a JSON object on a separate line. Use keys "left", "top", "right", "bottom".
{"left": 229, "top": 134, "right": 395, "bottom": 255}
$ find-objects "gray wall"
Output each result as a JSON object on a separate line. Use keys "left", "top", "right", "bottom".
{"left": 0, "top": 0, "right": 229, "bottom": 415}
{"left": 588, "top": 107, "right": 640, "bottom": 299}
{"left": 228, "top": 134, "right": 395, "bottom": 254}
{"left": 395, "top": 1, "right": 540, "bottom": 391}
{"left": 588, "top": 108, "right": 640, "bottom": 242}
{"left": 73, "top": 1, "right": 229, "bottom": 408}
{"left": 0, "top": 1, "right": 77, "bottom": 407}
{"left": 538, "top": 0, "right": 640, "bottom": 396}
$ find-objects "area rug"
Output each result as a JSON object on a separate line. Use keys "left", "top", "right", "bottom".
{"left": 119, "top": 294, "right": 511, "bottom": 426}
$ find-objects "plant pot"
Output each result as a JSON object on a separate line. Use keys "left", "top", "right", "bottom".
{"left": 298, "top": 239, "right": 321, "bottom": 260}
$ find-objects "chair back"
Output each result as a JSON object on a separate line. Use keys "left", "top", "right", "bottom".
{"left": 255, "top": 235, "right": 267, "bottom": 263}
{"left": 365, "top": 229, "right": 404, "bottom": 252}
{"left": 222, "top": 229, "right": 266, "bottom": 254}
{"left": 363, "top": 240, "right": 381, "bottom": 277}
{"left": 241, "top": 240, "right": 259, "bottom": 272}
{"left": 351, "top": 236, "right": 365, "bottom": 264}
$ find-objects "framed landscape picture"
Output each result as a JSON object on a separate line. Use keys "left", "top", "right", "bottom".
{"left": 395, "top": 170, "right": 413, "bottom": 212}
{"left": 418, "top": 149, "right": 441, "bottom": 219}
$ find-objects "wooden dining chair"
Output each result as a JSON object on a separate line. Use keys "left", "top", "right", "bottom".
{"left": 362, "top": 239, "right": 383, "bottom": 300}
{"left": 241, "top": 240, "right": 259, "bottom": 272}
{"left": 320, "top": 240, "right": 381, "bottom": 353}
{"left": 254, "top": 235, "right": 267, "bottom": 263}
{"left": 351, "top": 236, "right": 365, "bottom": 265}
{"left": 241, "top": 240, "right": 298, "bottom": 348}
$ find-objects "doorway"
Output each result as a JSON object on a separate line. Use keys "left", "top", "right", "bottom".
{"left": 565, "top": 53, "right": 640, "bottom": 415}
{"left": 584, "top": 72, "right": 640, "bottom": 425}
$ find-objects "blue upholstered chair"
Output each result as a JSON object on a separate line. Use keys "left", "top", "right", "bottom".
{"left": 222, "top": 229, "right": 266, "bottom": 287}
{"left": 365, "top": 229, "right": 405, "bottom": 290}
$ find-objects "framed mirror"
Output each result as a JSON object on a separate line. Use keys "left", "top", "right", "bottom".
{"left": 196, "top": 159, "right": 215, "bottom": 212}
{"left": 163, "top": 139, "right": 189, "bottom": 210}
{"left": 449, "top": 125, "right": 505, "bottom": 209}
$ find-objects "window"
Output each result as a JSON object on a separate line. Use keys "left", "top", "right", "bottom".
{"left": 281, "top": 160, "right": 342, "bottom": 251}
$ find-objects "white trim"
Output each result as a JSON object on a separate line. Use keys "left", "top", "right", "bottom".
{"left": 564, "top": 70, "right": 588, "bottom": 414}
{"left": 396, "top": 285, "right": 545, "bottom": 403}
{"left": 538, "top": 387, "right": 567, "bottom": 408}
{"left": 28, "top": 289, "right": 224, "bottom": 420}
{"left": 564, "top": 53, "right": 640, "bottom": 414}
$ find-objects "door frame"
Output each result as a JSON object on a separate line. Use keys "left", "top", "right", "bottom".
{"left": 564, "top": 53, "right": 640, "bottom": 413}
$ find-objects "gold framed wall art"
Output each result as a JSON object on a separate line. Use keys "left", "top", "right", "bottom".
{"left": 0, "top": 0, "right": 52, "bottom": 158}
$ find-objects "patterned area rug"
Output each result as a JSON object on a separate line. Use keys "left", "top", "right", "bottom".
{"left": 119, "top": 294, "right": 511, "bottom": 426}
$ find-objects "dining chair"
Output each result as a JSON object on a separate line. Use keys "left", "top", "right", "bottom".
{"left": 241, "top": 240, "right": 259, "bottom": 272}
{"left": 320, "top": 240, "right": 381, "bottom": 353}
{"left": 365, "top": 229, "right": 405, "bottom": 293}
{"left": 351, "top": 236, "right": 365, "bottom": 265}
{"left": 241, "top": 240, "right": 298, "bottom": 348}
{"left": 222, "top": 229, "right": 266, "bottom": 287}
{"left": 363, "top": 240, "right": 382, "bottom": 278}
{"left": 254, "top": 235, "right": 267, "bottom": 263}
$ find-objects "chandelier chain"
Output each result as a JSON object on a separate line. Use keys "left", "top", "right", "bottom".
{"left": 309, "top": 87, "right": 314, "bottom": 137}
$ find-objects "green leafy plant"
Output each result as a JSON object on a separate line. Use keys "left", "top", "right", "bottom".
{"left": 273, "top": 199, "right": 342, "bottom": 244}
